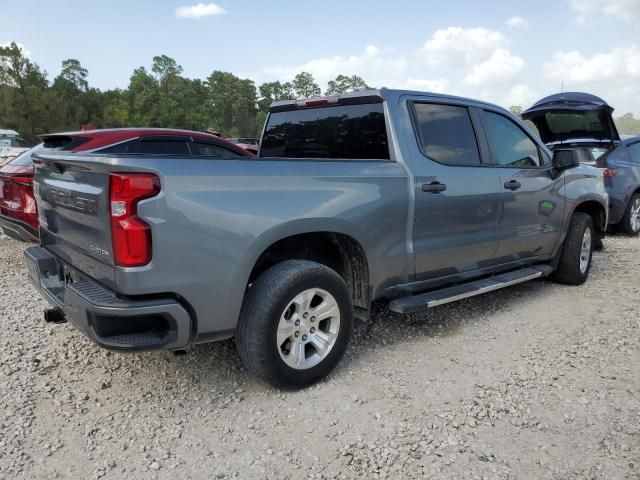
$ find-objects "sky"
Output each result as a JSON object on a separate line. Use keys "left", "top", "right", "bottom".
{"left": 2, "top": 0, "right": 640, "bottom": 114}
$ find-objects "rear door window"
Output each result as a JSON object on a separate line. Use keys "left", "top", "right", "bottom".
{"left": 260, "top": 103, "right": 389, "bottom": 160}
{"left": 191, "top": 140, "right": 246, "bottom": 158}
{"left": 130, "top": 136, "right": 190, "bottom": 155}
{"left": 411, "top": 103, "right": 481, "bottom": 166}
{"left": 100, "top": 136, "right": 191, "bottom": 155}
{"left": 483, "top": 111, "right": 542, "bottom": 167}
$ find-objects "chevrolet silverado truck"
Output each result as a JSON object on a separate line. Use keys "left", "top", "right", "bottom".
{"left": 25, "top": 89, "right": 608, "bottom": 388}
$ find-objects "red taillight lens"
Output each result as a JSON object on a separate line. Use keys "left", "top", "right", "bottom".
{"left": 109, "top": 173, "right": 160, "bottom": 267}
{"left": 0, "top": 175, "right": 38, "bottom": 230}
{"left": 602, "top": 168, "right": 617, "bottom": 178}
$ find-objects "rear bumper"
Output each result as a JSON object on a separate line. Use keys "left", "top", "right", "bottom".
{"left": 25, "top": 246, "right": 192, "bottom": 351}
{"left": 0, "top": 215, "right": 38, "bottom": 243}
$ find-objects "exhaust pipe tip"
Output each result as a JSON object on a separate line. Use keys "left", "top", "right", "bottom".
{"left": 44, "top": 308, "right": 67, "bottom": 324}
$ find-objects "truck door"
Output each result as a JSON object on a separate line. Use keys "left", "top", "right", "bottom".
{"left": 404, "top": 100, "right": 503, "bottom": 280}
{"left": 479, "top": 109, "right": 565, "bottom": 261}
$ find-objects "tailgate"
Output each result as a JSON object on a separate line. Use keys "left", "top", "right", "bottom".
{"left": 33, "top": 154, "right": 116, "bottom": 286}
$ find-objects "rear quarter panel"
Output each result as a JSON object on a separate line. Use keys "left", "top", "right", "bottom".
{"left": 561, "top": 164, "right": 608, "bottom": 234}
{"left": 112, "top": 157, "right": 410, "bottom": 337}
{"left": 604, "top": 145, "right": 640, "bottom": 224}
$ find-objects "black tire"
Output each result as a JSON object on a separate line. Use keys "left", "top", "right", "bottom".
{"left": 235, "top": 260, "right": 353, "bottom": 389}
{"left": 616, "top": 193, "right": 640, "bottom": 236}
{"left": 551, "top": 212, "right": 594, "bottom": 285}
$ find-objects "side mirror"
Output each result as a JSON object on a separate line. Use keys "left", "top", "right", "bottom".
{"left": 552, "top": 149, "right": 580, "bottom": 170}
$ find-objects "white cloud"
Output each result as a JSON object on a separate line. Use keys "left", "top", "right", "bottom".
{"left": 543, "top": 46, "right": 640, "bottom": 115}
{"left": 261, "top": 27, "right": 533, "bottom": 109}
{"left": 506, "top": 16, "right": 529, "bottom": 29}
{"left": 175, "top": 3, "right": 226, "bottom": 19}
{"left": 262, "top": 45, "right": 408, "bottom": 88}
{"left": 420, "top": 27, "right": 505, "bottom": 66}
{"left": 544, "top": 46, "right": 640, "bottom": 83}
{"left": 502, "top": 84, "right": 539, "bottom": 107}
{"left": 0, "top": 42, "right": 31, "bottom": 57}
{"left": 403, "top": 77, "right": 449, "bottom": 93}
{"left": 570, "top": 0, "right": 640, "bottom": 24}
{"left": 464, "top": 49, "right": 525, "bottom": 85}
{"left": 258, "top": 23, "right": 639, "bottom": 115}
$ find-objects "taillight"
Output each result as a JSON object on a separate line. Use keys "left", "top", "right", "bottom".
{"left": 0, "top": 175, "right": 38, "bottom": 230}
{"left": 109, "top": 173, "right": 160, "bottom": 267}
{"left": 602, "top": 168, "right": 617, "bottom": 178}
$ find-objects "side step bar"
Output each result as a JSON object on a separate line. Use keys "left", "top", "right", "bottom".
{"left": 389, "top": 265, "right": 553, "bottom": 314}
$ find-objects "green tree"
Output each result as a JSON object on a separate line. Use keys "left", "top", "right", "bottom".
{"left": 151, "top": 54, "right": 183, "bottom": 80}
{"left": 615, "top": 113, "right": 640, "bottom": 135}
{"left": 127, "top": 67, "right": 160, "bottom": 126}
{"left": 292, "top": 72, "right": 321, "bottom": 99}
{"left": 256, "top": 80, "right": 295, "bottom": 135}
{"left": 207, "top": 71, "right": 257, "bottom": 137}
{"left": 54, "top": 59, "right": 89, "bottom": 92}
{"left": 101, "top": 89, "right": 130, "bottom": 127}
{"left": 51, "top": 59, "right": 93, "bottom": 131}
{"left": 257, "top": 81, "right": 294, "bottom": 112}
{"left": 0, "top": 42, "right": 50, "bottom": 143}
{"left": 325, "top": 74, "right": 371, "bottom": 96}
{"left": 508, "top": 105, "right": 523, "bottom": 116}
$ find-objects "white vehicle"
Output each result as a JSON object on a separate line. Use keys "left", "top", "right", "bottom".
{"left": 0, "top": 129, "right": 28, "bottom": 165}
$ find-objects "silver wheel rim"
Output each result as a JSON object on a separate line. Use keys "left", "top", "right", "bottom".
{"left": 276, "top": 288, "right": 341, "bottom": 370}
{"left": 579, "top": 228, "right": 592, "bottom": 274}
{"left": 631, "top": 199, "right": 640, "bottom": 233}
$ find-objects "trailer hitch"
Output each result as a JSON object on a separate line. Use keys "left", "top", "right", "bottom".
{"left": 44, "top": 308, "right": 67, "bottom": 324}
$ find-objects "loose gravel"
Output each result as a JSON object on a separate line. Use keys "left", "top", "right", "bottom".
{"left": 0, "top": 232, "right": 639, "bottom": 479}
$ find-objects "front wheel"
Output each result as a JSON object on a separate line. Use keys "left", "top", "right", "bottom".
{"left": 235, "top": 260, "right": 353, "bottom": 388}
{"left": 551, "top": 212, "right": 594, "bottom": 285}
{"left": 617, "top": 194, "right": 640, "bottom": 236}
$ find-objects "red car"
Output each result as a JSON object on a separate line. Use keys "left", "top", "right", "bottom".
{"left": 0, "top": 128, "right": 254, "bottom": 242}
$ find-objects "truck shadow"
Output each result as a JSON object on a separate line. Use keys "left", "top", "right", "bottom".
{"left": 180, "top": 276, "right": 557, "bottom": 390}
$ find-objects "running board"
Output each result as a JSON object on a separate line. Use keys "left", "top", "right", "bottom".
{"left": 389, "top": 265, "right": 553, "bottom": 314}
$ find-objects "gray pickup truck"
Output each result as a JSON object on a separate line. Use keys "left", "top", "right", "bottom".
{"left": 25, "top": 89, "right": 608, "bottom": 387}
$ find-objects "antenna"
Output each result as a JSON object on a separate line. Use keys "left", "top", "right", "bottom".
{"left": 561, "top": 81, "right": 564, "bottom": 93}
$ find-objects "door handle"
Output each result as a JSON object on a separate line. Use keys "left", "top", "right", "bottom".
{"left": 504, "top": 180, "right": 522, "bottom": 191}
{"left": 422, "top": 182, "right": 447, "bottom": 193}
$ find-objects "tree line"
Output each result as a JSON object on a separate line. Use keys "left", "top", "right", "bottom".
{"left": 0, "top": 42, "right": 371, "bottom": 144}
{"left": 1, "top": 41, "right": 638, "bottom": 145}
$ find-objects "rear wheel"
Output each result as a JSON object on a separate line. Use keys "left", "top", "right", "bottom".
{"left": 552, "top": 212, "right": 594, "bottom": 285}
{"left": 235, "top": 260, "right": 353, "bottom": 388}
{"left": 617, "top": 194, "right": 640, "bottom": 236}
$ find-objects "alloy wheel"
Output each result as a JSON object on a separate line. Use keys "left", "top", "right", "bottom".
{"left": 277, "top": 288, "right": 341, "bottom": 370}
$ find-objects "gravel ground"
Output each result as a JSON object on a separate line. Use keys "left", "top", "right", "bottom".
{"left": 0, "top": 233, "right": 639, "bottom": 480}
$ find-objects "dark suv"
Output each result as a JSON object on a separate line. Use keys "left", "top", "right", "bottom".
{"left": 524, "top": 92, "right": 640, "bottom": 235}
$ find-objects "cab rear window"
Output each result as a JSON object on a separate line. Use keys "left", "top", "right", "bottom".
{"left": 260, "top": 103, "right": 389, "bottom": 160}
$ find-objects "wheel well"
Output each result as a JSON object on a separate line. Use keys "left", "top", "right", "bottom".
{"left": 574, "top": 201, "right": 607, "bottom": 232}
{"left": 248, "top": 232, "right": 370, "bottom": 310}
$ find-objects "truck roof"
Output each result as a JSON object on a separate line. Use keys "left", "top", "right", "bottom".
{"left": 269, "top": 88, "right": 511, "bottom": 114}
